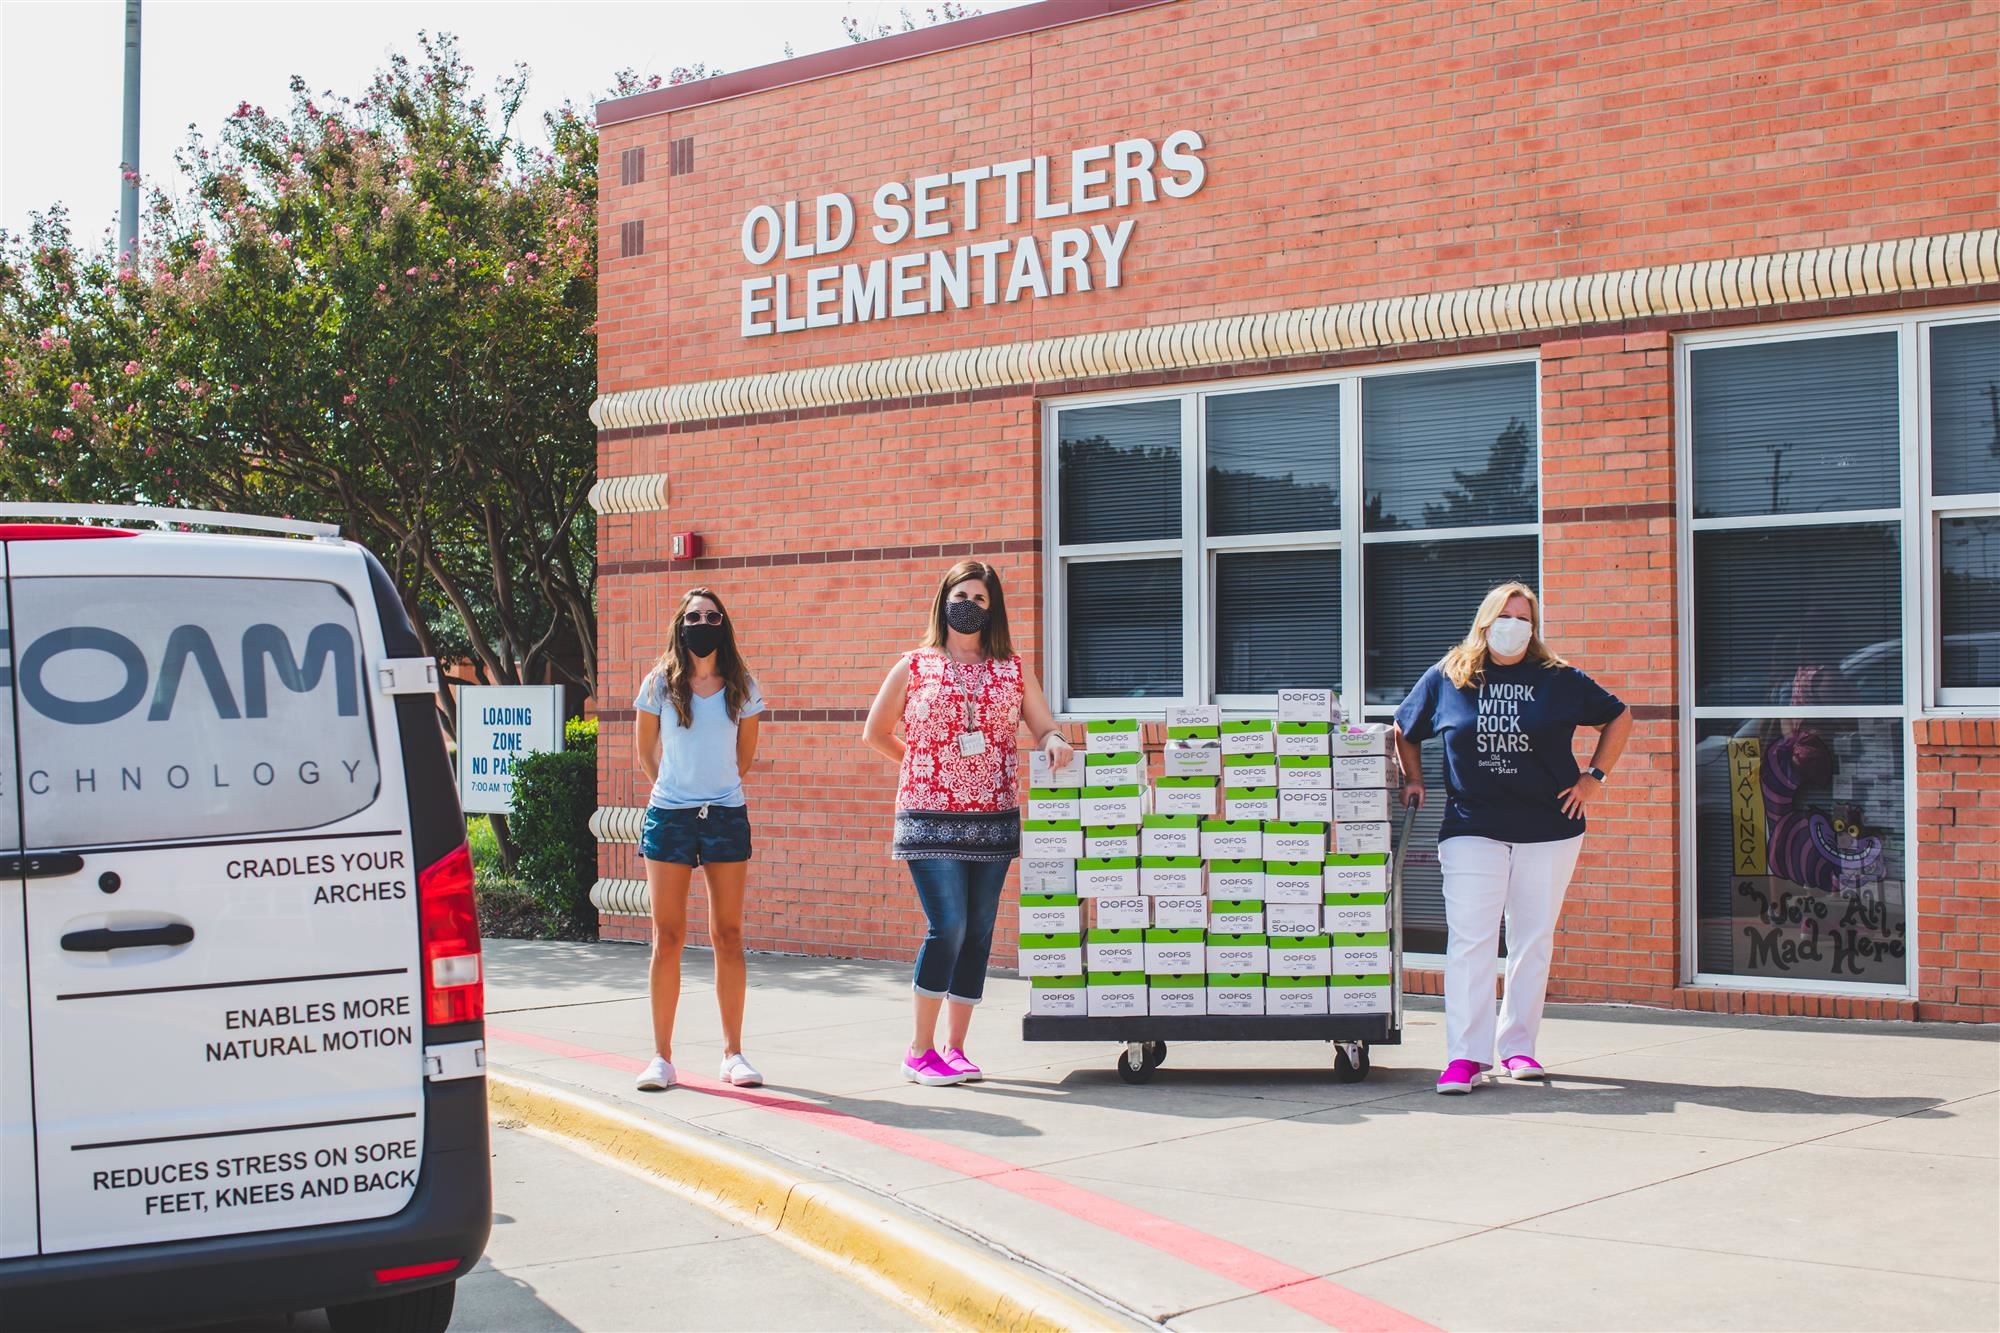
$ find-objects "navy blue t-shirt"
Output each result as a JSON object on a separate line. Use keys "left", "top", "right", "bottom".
{"left": 1394, "top": 659, "right": 1625, "bottom": 844}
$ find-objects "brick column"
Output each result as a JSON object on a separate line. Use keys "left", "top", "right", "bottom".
{"left": 1913, "top": 717, "right": 2000, "bottom": 1022}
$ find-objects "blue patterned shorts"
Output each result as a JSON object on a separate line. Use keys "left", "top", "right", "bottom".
{"left": 640, "top": 804, "right": 752, "bottom": 867}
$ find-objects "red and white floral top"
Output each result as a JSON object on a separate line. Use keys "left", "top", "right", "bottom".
{"left": 895, "top": 648, "right": 1024, "bottom": 813}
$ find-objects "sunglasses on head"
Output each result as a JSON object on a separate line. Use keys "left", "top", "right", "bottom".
{"left": 683, "top": 610, "right": 725, "bottom": 625}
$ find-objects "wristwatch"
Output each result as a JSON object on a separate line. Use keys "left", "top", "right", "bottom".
{"left": 1587, "top": 766, "right": 1607, "bottom": 782}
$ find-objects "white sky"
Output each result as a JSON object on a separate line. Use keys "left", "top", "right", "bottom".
{"left": 0, "top": 0, "right": 1028, "bottom": 244}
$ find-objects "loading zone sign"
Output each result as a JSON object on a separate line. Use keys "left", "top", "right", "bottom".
{"left": 457, "top": 685, "right": 563, "bottom": 814}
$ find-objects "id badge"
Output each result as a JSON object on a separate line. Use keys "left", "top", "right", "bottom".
{"left": 958, "top": 731, "right": 988, "bottom": 757}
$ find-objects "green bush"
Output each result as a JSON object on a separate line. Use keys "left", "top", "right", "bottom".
{"left": 565, "top": 715, "right": 599, "bottom": 749}
{"left": 510, "top": 724, "right": 598, "bottom": 932}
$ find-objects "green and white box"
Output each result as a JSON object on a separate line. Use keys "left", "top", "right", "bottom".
{"left": 1144, "top": 927, "right": 1206, "bottom": 975}
{"left": 1018, "top": 932, "right": 1082, "bottom": 977}
{"left": 1029, "top": 748, "right": 1086, "bottom": 788}
{"left": 1207, "top": 973, "right": 1266, "bottom": 1015}
{"left": 1139, "top": 855, "right": 1204, "bottom": 897}
{"left": 1027, "top": 787, "right": 1082, "bottom": 821}
{"left": 1020, "top": 892, "right": 1082, "bottom": 934}
{"left": 1085, "top": 751, "right": 1146, "bottom": 788}
{"left": 1082, "top": 786, "right": 1146, "bottom": 826}
{"left": 1331, "top": 931, "right": 1392, "bottom": 973}
{"left": 1087, "top": 970, "right": 1148, "bottom": 1016}
{"left": 1085, "top": 823, "right": 1140, "bottom": 859}
{"left": 1269, "top": 932, "right": 1333, "bottom": 976}
{"left": 1323, "top": 891, "right": 1389, "bottom": 934}
{"left": 1333, "top": 722, "right": 1393, "bottom": 755}
{"left": 1077, "top": 856, "right": 1140, "bottom": 898}
{"left": 1165, "top": 705, "right": 1222, "bottom": 738}
{"left": 1206, "top": 932, "right": 1268, "bottom": 975}
{"left": 1152, "top": 775, "right": 1219, "bottom": 816}
{"left": 1279, "top": 787, "right": 1334, "bottom": 824}
{"left": 1335, "top": 820, "right": 1392, "bottom": 855}
{"left": 1021, "top": 858, "right": 1076, "bottom": 894}
{"left": 1209, "top": 898, "right": 1264, "bottom": 934}
{"left": 1162, "top": 740, "right": 1223, "bottom": 779}
{"left": 1275, "top": 720, "right": 1333, "bottom": 756}
{"left": 1028, "top": 976, "right": 1086, "bottom": 1016}
{"left": 1324, "top": 853, "right": 1389, "bottom": 895}
{"left": 1201, "top": 820, "right": 1263, "bottom": 861}
{"left": 1266, "top": 974, "right": 1330, "bottom": 1015}
{"left": 1266, "top": 901, "right": 1321, "bottom": 936}
{"left": 1022, "top": 819, "right": 1083, "bottom": 860}
{"left": 1335, "top": 754, "right": 1394, "bottom": 789}
{"left": 1265, "top": 860, "right": 1324, "bottom": 904}
{"left": 1277, "top": 687, "right": 1335, "bottom": 722}
{"left": 1141, "top": 813, "right": 1202, "bottom": 857}
{"left": 1263, "top": 820, "right": 1327, "bottom": 862}
{"left": 1278, "top": 754, "right": 1333, "bottom": 791}
{"left": 1093, "top": 896, "right": 1149, "bottom": 930}
{"left": 1085, "top": 718, "right": 1142, "bottom": 753}
{"left": 1329, "top": 973, "right": 1393, "bottom": 1014}
{"left": 1149, "top": 973, "right": 1207, "bottom": 1016}
{"left": 1085, "top": 928, "right": 1143, "bottom": 971}
{"left": 1335, "top": 788, "right": 1391, "bottom": 823}
{"left": 1223, "top": 753, "right": 1278, "bottom": 788}
{"left": 1206, "top": 857, "right": 1265, "bottom": 900}
{"left": 1220, "top": 719, "right": 1275, "bottom": 755}
{"left": 1225, "top": 786, "right": 1280, "bottom": 822}
{"left": 1153, "top": 895, "right": 1209, "bottom": 930}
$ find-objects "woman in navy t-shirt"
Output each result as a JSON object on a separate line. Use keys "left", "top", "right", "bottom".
{"left": 1394, "top": 581, "right": 1632, "bottom": 1094}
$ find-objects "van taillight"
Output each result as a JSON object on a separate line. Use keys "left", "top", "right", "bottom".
{"left": 417, "top": 842, "right": 483, "bottom": 1025}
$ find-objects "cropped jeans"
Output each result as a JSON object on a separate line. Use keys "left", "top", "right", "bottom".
{"left": 907, "top": 858, "right": 1010, "bottom": 1004}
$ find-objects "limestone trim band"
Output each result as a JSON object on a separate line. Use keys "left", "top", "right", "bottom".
{"left": 589, "top": 227, "right": 1999, "bottom": 442}
{"left": 589, "top": 805, "right": 647, "bottom": 845}
{"left": 588, "top": 472, "right": 671, "bottom": 515}
{"left": 589, "top": 877, "right": 650, "bottom": 916}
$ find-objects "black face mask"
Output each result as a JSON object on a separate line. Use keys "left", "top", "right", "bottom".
{"left": 680, "top": 622, "right": 725, "bottom": 659}
{"left": 945, "top": 599, "right": 990, "bottom": 635}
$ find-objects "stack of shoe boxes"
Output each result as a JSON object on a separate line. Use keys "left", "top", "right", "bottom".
{"left": 1020, "top": 744, "right": 1087, "bottom": 1016}
{"left": 1327, "top": 722, "right": 1398, "bottom": 1014}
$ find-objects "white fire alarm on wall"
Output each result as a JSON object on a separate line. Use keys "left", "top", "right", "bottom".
{"left": 670, "top": 532, "right": 702, "bottom": 561}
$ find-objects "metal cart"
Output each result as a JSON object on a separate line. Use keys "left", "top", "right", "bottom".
{"left": 1022, "top": 801, "right": 1417, "bottom": 1084}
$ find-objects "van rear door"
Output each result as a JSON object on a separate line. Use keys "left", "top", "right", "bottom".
{"left": 8, "top": 534, "right": 429, "bottom": 1253}
{"left": 1, "top": 542, "right": 41, "bottom": 1259}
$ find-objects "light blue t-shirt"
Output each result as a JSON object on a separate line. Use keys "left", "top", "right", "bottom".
{"left": 634, "top": 673, "right": 766, "bottom": 809}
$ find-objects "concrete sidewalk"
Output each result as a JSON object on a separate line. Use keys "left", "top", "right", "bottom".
{"left": 484, "top": 940, "right": 1999, "bottom": 1332}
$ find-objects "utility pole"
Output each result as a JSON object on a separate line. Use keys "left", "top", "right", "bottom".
{"left": 119, "top": 0, "right": 141, "bottom": 259}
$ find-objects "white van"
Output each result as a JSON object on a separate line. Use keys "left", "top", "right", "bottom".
{"left": 0, "top": 506, "right": 489, "bottom": 1332}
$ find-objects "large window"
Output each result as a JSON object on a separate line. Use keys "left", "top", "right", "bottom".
{"left": 1681, "top": 311, "right": 1999, "bottom": 993}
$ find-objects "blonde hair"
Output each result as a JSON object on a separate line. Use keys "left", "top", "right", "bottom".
{"left": 1440, "top": 581, "right": 1566, "bottom": 689}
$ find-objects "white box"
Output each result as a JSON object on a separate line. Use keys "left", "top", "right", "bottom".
{"left": 1323, "top": 856, "right": 1389, "bottom": 895}
{"left": 1161, "top": 741, "right": 1223, "bottom": 779}
{"left": 1205, "top": 859, "right": 1265, "bottom": 900}
{"left": 1331, "top": 933, "right": 1392, "bottom": 974}
{"left": 1087, "top": 974, "right": 1148, "bottom": 1016}
{"left": 1275, "top": 722, "right": 1333, "bottom": 756}
{"left": 1323, "top": 895, "right": 1389, "bottom": 933}
{"left": 1152, "top": 896, "right": 1209, "bottom": 930}
{"left": 1019, "top": 899, "right": 1082, "bottom": 934}
{"left": 1165, "top": 705, "right": 1222, "bottom": 732}
{"left": 1029, "top": 749, "right": 1086, "bottom": 788}
{"left": 1208, "top": 901, "right": 1264, "bottom": 934}
{"left": 1265, "top": 979, "right": 1331, "bottom": 1015}
{"left": 1329, "top": 976, "right": 1393, "bottom": 1014}
{"left": 1148, "top": 977, "right": 1207, "bottom": 1015}
{"left": 1093, "top": 897, "right": 1150, "bottom": 930}
{"left": 1140, "top": 815, "right": 1202, "bottom": 858}
{"left": 1277, "top": 688, "right": 1334, "bottom": 722}
{"left": 1206, "top": 936, "right": 1268, "bottom": 974}
{"left": 1332, "top": 723, "right": 1393, "bottom": 756}
{"left": 1152, "top": 777, "right": 1219, "bottom": 816}
{"left": 1264, "top": 861, "right": 1324, "bottom": 904}
{"left": 1083, "top": 753, "right": 1146, "bottom": 787}
{"left": 1084, "top": 719, "right": 1142, "bottom": 753}
{"left": 1268, "top": 936, "right": 1333, "bottom": 976}
{"left": 1085, "top": 930, "right": 1144, "bottom": 971}
{"left": 1278, "top": 788, "right": 1334, "bottom": 823}
{"left": 1262, "top": 822, "right": 1327, "bottom": 862}
{"left": 1143, "top": 930, "right": 1206, "bottom": 975}
{"left": 1084, "top": 825, "right": 1140, "bottom": 859}
{"left": 1224, "top": 787, "right": 1280, "bottom": 822}
{"left": 1139, "top": 857, "right": 1204, "bottom": 897}
{"left": 1200, "top": 821, "right": 1263, "bottom": 861}
{"left": 1076, "top": 859, "right": 1140, "bottom": 898}
{"left": 1027, "top": 978, "right": 1086, "bottom": 1016}
{"left": 1017, "top": 934, "right": 1082, "bottom": 976}
{"left": 1026, "top": 789, "right": 1082, "bottom": 821}
{"left": 1277, "top": 757, "right": 1333, "bottom": 790}
{"left": 1334, "top": 820, "right": 1393, "bottom": 855}
{"left": 1021, "top": 821, "right": 1083, "bottom": 860}
{"left": 1335, "top": 754, "right": 1393, "bottom": 789}
{"left": 1219, "top": 721, "right": 1275, "bottom": 755}
{"left": 1020, "top": 858, "right": 1076, "bottom": 893}
{"left": 1335, "top": 788, "right": 1391, "bottom": 823}
{"left": 1222, "top": 756, "right": 1279, "bottom": 788}
{"left": 1266, "top": 901, "right": 1321, "bottom": 936}
{"left": 1207, "top": 978, "right": 1265, "bottom": 1015}
{"left": 1081, "top": 788, "right": 1147, "bottom": 825}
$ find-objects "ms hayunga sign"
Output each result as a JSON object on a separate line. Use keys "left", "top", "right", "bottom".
{"left": 737, "top": 130, "right": 1208, "bottom": 337}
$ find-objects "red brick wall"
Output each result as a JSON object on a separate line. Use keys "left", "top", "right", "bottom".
{"left": 1913, "top": 718, "right": 2000, "bottom": 1022}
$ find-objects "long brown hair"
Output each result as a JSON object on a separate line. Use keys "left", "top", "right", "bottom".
{"left": 649, "top": 586, "right": 755, "bottom": 727}
{"left": 920, "top": 559, "right": 1015, "bottom": 660}
{"left": 1440, "top": 580, "right": 1566, "bottom": 689}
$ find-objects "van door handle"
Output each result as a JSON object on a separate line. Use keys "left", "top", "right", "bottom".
{"left": 61, "top": 924, "right": 194, "bottom": 952}
{"left": 1, "top": 853, "right": 85, "bottom": 879}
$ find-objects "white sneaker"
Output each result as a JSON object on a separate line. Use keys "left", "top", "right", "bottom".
{"left": 635, "top": 1055, "right": 677, "bottom": 1091}
{"left": 719, "top": 1053, "right": 763, "bottom": 1087}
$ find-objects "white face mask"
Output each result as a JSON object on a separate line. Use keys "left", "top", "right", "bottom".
{"left": 1487, "top": 615, "right": 1534, "bottom": 658}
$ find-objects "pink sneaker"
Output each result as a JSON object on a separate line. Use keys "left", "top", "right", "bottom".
{"left": 902, "top": 1048, "right": 967, "bottom": 1087}
{"left": 1501, "top": 1055, "right": 1547, "bottom": 1081}
{"left": 942, "top": 1048, "right": 982, "bottom": 1082}
{"left": 1436, "top": 1059, "right": 1483, "bottom": 1094}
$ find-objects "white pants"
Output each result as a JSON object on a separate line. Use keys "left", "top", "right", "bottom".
{"left": 1438, "top": 834, "right": 1584, "bottom": 1066}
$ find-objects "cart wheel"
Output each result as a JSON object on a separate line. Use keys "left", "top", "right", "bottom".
{"left": 1143, "top": 1040, "right": 1168, "bottom": 1071}
{"left": 1116, "top": 1049, "right": 1154, "bottom": 1084}
{"left": 1333, "top": 1042, "right": 1371, "bottom": 1083}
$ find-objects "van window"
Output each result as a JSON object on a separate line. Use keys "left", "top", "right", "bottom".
{"left": 9, "top": 576, "right": 381, "bottom": 848}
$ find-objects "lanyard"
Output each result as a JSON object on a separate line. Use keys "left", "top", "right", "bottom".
{"left": 946, "top": 655, "right": 987, "bottom": 734}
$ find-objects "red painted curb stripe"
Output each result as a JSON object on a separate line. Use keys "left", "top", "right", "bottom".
{"left": 490, "top": 1024, "right": 1438, "bottom": 1332}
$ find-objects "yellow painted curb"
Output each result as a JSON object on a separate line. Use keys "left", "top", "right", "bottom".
{"left": 488, "top": 1071, "right": 1123, "bottom": 1332}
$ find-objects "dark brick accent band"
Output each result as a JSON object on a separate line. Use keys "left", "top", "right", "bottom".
{"left": 592, "top": 705, "right": 869, "bottom": 725}
{"left": 603, "top": 537, "right": 1041, "bottom": 577}
{"left": 1544, "top": 501, "right": 1676, "bottom": 525}
{"left": 1630, "top": 704, "right": 1678, "bottom": 722}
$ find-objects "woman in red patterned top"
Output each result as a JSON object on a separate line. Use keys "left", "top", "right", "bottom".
{"left": 864, "top": 559, "right": 1073, "bottom": 1087}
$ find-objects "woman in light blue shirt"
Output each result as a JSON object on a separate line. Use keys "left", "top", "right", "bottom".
{"left": 631, "top": 587, "right": 765, "bottom": 1093}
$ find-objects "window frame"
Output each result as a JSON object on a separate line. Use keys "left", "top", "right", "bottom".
{"left": 1918, "top": 310, "right": 2000, "bottom": 713}
{"left": 1042, "top": 347, "right": 1544, "bottom": 721}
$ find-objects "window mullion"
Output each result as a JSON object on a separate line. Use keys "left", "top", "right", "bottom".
{"left": 1340, "top": 374, "right": 1364, "bottom": 721}
{"left": 1183, "top": 392, "right": 1202, "bottom": 706}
